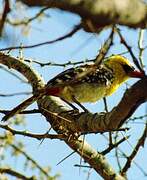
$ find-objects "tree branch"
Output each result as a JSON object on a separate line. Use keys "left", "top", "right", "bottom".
{"left": 120, "top": 124, "right": 147, "bottom": 175}
{"left": 0, "top": 109, "right": 40, "bottom": 114}
{"left": 0, "top": 24, "right": 81, "bottom": 51}
{"left": 0, "top": 51, "right": 147, "bottom": 179}
{"left": 101, "top": 136, "right": 130, "bottom": 155}
{"left": 0, "top": 52, "right": 45, "bottom": 91}
{"left": 0, "top": 124, "right": 66, "bottom": 140}
{"left": 43, "top": 76, "right": 147, "bottom": 134}
{"left": 19, "top": 0, "right": 147, "bottom": 29}
{"left": 9, "top": 143, "right": 56, "bottom": 178}
{"left": 0, "top": 168, "right": 35, "bottom": 180}
{"left": 7, "top": 7, "right": 49, "bottom": 26}
{"left": 0, "top": 52, "right": 127, "bottom": 179}
{"left": 0, "top": 0, "right": 10, "bottom": 36}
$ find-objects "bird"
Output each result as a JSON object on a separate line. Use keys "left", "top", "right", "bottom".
{"left": 2, "top": 55, "right": 145, "bottom": 121}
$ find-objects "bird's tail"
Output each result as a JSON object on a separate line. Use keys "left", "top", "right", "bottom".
{"left": 1, "top": 85, "right": 62, "bottom": 122}
{"left": 2, "top": 92, "right": 44, "bottom": 122}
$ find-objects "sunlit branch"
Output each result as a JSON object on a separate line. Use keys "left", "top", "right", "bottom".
{"left": 138, "top": 29, "right": 145, "bottom": 68}
{"left": 0, "top": 64, "right": 28, "bottom": 83}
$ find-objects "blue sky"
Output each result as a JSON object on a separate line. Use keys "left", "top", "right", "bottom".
{"left": 0, "top": 3, "right": 147, "bottom": 180}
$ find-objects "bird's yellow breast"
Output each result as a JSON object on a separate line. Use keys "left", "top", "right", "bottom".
{"left": 59, "top": 83, "right": 109, "bottom": 103}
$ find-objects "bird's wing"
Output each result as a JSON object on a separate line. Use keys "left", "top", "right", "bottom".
{"left": 47, "top": 64, "right": 114, "bottom": 87}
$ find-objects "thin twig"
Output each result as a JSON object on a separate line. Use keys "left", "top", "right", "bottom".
{"left": 81, "top": 127, "right": 130, "bottom": 135}
{"left": 128, "top": 114, "right": 147, "bottom": 122}
{"left": 101, "top": 136, "right": 130, "bottom": 155}
{"left": 121, "top": 123, "right": 147, "bottom": 175}
{"left": 116, "top": 27, "right": 144, "bottom": 73}
{"left": 41, "top": 107, "right": 71, "bottom": 123}
{"left": 0, "top": 23, "right": 82, "bottom": 51}
{"left": 25, "top": 58, "right": 93, "bottom": 67}
{"left": 0, "top": 109, "right": 40, "bottom": 115}
{"left": 95, "top": 26, "right": 114, "bottom": 65}
{"left": 0, "top": 124, "right": 66, "bottom": 140}
{"left": 10, "top": 143, "right": 50, "bottom": 178}
{"left": 74, "top": 164, "right": 91, "bottom": 168}
{"left": 114, "top": 132, "right": 122, "bottom": 171}
{"left": 0, "top": 168, "right": 35, "bottom": 180}
{"left": 103, "top": 97, "right": 113, "bottom": 145}
{"left": 24, "top": 50, "right": 129, "bottom": 68}
{"left": 0, "top": 91, "right": 31, "bottom": 97}
{"left": 103, "top": 97, "right": 108, "bottom": 112}
{"left": 7, "top": 7, "right": 49, "bottom": 26}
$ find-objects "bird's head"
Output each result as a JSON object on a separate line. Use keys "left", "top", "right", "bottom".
{"left": 105, "top": 55, "right": 145, "bottom": 84}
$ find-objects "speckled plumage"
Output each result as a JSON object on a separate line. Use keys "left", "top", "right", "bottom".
{"left": 46, "top": 55, "right": 136, "bottom": 103}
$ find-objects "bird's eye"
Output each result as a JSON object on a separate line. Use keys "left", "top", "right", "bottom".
{"left": 123, "top": 64, "right": 135, "bottom": 73}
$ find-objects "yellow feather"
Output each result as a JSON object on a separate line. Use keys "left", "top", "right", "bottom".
{"left": 60, "top": 55, "right": 134, "bottom": 102}
{"left": 105, "top": 55, "right": 131, "bottom": 96}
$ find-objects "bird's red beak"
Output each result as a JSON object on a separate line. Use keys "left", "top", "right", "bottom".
{"left": 128, "top": 70, "right": 145, "bottom": 78}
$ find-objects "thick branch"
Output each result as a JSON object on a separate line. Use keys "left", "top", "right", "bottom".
{"left": 0, "top": 52, "right": 44, "bottom": 90}
{"left": 65, "top": 138, "right": 125, "bottom": 180}
{"left": 39, "top": 78, "right": 146, "bottom": 135}
{"left": 38, "top": 77, "right": 147, "bottom": 134}
{"left": 0, "top": 52, "right": 126, "bottom": 179}
{"left": 79, "top": 77, "right": 147, "bottom": 131}
{"left": 19, "top": 0, "right": 147, "bottom": 28}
